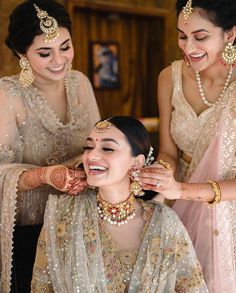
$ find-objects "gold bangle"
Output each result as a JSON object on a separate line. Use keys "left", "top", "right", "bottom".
{"left": 207, "top": 180, "right": 221, "bottom": 206}
{"left": 156, "top": 159, "right": 173, "bottom": 171}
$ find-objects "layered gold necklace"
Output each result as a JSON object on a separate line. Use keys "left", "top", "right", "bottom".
{"left": 96, "top": 193, "right": 136, "bottom": 226}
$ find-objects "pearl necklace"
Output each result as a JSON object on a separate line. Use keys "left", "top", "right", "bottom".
{"left": 96, "top": 193, "right": 136, "bottom": 226}
{"left": 195, "top": 66, "right": 233, "bottom": 107}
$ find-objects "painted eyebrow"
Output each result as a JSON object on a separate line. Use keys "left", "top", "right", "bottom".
{"left": 86, "top": 137, "right": 120, "bottom": 146}
{"left": 35, "top": 39, "right": 70, "bottom": 51}
{"left": 177, "top": 28, "right": 210, "bottom": 34}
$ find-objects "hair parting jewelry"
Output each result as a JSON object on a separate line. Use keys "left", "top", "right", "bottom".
{"left": 182, "top": 0, "right": 193, "bottom": 23}
{"left": 95, "top": 120, "right": 112, "bottom": 133}
{"left": 207, "top": 180, "right": 221, "bottom": 207}
{"left": 33, "top": 3, "right": 60, "bottom": 43}
{"left": 96, "top": 193, "right": 136, "bottom": 225}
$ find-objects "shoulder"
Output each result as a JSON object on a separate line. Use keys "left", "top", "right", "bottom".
{"left": 69, "top": 70, "right": 91, "bottom": 84}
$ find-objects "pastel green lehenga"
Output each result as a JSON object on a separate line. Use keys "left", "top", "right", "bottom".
{"left": 31, "top": 190, "right": 208, "bottom": 292}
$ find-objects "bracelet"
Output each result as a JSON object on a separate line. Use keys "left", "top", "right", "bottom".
{"left": 207, "top": 180, "right": 221, "bottom": 206}
{"left": 156, "top": 159, "right": 173, "bottom": 171}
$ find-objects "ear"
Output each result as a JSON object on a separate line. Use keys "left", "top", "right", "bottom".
{"left": 225, "top": 26, "right": 236, "bottom": 44}
{"left": 132, "top": 154, "right": 145, "bottom": 168}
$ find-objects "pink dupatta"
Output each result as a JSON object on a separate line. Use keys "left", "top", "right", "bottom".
{"left": 173, "top": 84, "right": 236, "bottom": 293}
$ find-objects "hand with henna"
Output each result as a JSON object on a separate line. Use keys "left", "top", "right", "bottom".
{"left": 18, "top": 165, "right": 87, "bottom": 195}
{"left": 139, "top": 163, "right": 182, "bottom": 200}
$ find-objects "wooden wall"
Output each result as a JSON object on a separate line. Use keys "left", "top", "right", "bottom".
{"left": 0, "top": 0, "right": 180, "bottom": 119}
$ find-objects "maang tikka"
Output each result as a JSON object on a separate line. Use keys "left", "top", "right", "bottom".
{"left": 33, "top": 4, "right": 59, "bottom": 43}
{"left": 182, "top": 0, "right": 193, "bottom": 23}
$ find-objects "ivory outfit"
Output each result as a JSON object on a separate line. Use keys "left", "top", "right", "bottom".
{"left": 31, "top": 190, "right": 208, "bottom": 292}
{"left": 171, "top": 60, "right": 236, "bottom": 292}
{"left": 0, "top": 70, "right": 100, "bottom": 292}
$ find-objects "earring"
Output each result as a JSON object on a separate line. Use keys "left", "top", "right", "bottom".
{"left": 129, "top": 167, "right": 144, "bottom": 197}
{"left": 182, "top": 52, "right": 190, "bottom": 68}
{"left": 220, "top": 42, "right": 236, "bottom": 68}
{"left": 19, "top": 57, "right": 34, "bottom": 88}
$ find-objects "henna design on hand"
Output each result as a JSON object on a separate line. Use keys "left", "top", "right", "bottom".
{"left": 21, "top": 167, "right": 47, "bottom": 189}
{"left": 49, "top": 166, "right": 67, "bottom": 190}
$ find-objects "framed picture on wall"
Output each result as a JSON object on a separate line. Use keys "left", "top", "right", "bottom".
{"left": 90, "top": 41, "right": 120, "bottom": 90}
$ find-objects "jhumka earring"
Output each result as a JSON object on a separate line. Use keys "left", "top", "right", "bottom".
{"left": 182, "top": 52, "right": 190, "bottom": 68}
{"left": 129, "top": 167, "right": 144, "bottom": 197}
{"left": 33, "top": 4, "right": 59, "bottom": 43}
{"left": 182, "top": 0, "right": 193, "bottom": 23}
{"left": 19, "top": 57, "right": 34, "bottom": 88}
{"left": 220, "top": 42, "right": 236, "bottom": 68}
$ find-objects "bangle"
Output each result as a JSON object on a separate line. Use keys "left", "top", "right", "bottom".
{"left": 156, "top": 159, "right": 173, "bottom": 171}
{"left": 207, "top": 180, "right": 221, "bottom": 206}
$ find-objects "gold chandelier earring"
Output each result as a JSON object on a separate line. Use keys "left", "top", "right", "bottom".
{"left": 19, "top": 57, "right": 34, "bottom": 88}
{"left": 129, "top": 166, "right": 144, "bottom": 197}
{"left": 220, "top": 42, "right": 236, "bottom": 68}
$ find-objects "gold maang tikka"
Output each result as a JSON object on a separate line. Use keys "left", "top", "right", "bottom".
{"left": 33, "top": 4, "right": 60, "bottom": 43}
{"left": 95, "top": 120, "right": 111, "bottom": 133}
{"left": 182, "top": 0, "right": 193, "bottom": 23}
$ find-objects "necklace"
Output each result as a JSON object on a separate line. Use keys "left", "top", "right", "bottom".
{"left": 195, "top": 66, "right": 233, "bottom": 107}
{"left": 96, "top": 193, "right": 136, "bottom": 226}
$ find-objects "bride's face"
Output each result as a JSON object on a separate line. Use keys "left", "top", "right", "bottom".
{"left": 82, "top": 125, "right": 135, "bottom": 189}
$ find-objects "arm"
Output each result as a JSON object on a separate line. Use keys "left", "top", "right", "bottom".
{"left": 18, "top": 165, "right": 87, "bottom": 195}
{"left": 157, "top": 66, "right": 179, "bottom": 173}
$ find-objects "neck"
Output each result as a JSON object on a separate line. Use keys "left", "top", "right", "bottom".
{"left": 98, "top": 184, "right": 131, "bottom": 204}
{"left": 194, "top": 62, "right": 232, "bottom": 82}
{"left": 33, "top": 77, "right": 65, "bottom": 94}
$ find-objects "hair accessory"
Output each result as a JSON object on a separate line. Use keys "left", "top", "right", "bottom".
{"left": 95, "top": 120, "right": 111, "bottom": 133}
{"left": 195, "top": 66, "right": 233, "bottom": 107}
{"left": 33, "top": 4, "right": 59, "bottom": 43}
{"left": 97, "top": 193, "right": 135, "bottom": 225}
{"left": 145, "top": 146, "right": 155, "bottom": 166}
{"left": 220, "top": 42, "right": 236, "bottom": 68}
{"left": 182, "top": 0, "right": 193, "bottom": 23}
{"left": 207, "top": 180, "right": 221, "bottom": 207}
{"left": 19, "top": 57, "right": 34, "bottom": 88}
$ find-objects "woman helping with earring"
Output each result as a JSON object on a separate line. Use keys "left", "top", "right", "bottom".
{"left": 0, "top": 0, "right": 100, "bottom": 292}
{"left": 31, "top": 116, "right": 208, "bottom": 292}
{"left": 139, "top": 1, "right": 236, "bottom": 292}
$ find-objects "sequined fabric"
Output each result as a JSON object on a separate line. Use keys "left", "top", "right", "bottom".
{"left": 0, "top": 70, "right": 100, "bottom": 292}
{"left": 171, "top": 60, "right": 236, "bottom": 292}
{"left": 31, "top": 190, "right": 208, "bottom": 292}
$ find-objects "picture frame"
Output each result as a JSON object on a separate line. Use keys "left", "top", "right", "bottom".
{"left": 90, "top": 41, "right": 120, "bottom": 90}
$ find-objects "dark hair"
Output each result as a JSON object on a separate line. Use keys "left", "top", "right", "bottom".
{"left": 176, "top": 0, "right": 236, "bottom": 31}
{"left": 5, "top": 0, "right": 72, "bottom": 56}
{"left": 106, "top": 116, "right": 151, "bottom": 161}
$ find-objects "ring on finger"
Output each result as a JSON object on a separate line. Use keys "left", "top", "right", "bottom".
{"left": 156, "top": 180, "right": 161, "bottom": 187}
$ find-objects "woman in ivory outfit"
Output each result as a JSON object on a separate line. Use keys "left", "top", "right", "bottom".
{"left": 0, "top": 0, "right": 100, "bottom": 292}
{"left": 31, "top": 116, "right": 208, "bottom": 293}
{"left": 139, "top": 0, "right": 236, "bottom": 292}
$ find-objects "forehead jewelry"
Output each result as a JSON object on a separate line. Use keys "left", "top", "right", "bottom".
{"left": 95, "top": 120, "right": 111, "bottom": 133}
{"left": 182, "top": 0, "right": 193, "bottom": 23}
{"left": 33, "top": 4, "right": 60, "bottom": 43}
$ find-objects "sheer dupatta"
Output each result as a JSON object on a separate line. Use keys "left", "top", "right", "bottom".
{"left": 173, "top": 84, "right": 236, "bottom": 293}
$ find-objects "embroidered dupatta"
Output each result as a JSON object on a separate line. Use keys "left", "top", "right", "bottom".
{"left": 34, "top": 190, "right": 208, "bottom": 292}
{"left": 173, "top": 82, "right": 236, "bottom": 293}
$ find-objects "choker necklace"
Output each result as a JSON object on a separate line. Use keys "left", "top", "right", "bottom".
{"left": 195, "top": 66, "right": 233, "bottom": 107}
{"left": 96, "top": 193, "right": 136, "bottom": 226}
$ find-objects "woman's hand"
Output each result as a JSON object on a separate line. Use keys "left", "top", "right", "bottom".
{"left": 139, "top": 163, "right": 182, "bottom": 200}
{"left": 19, "top": 165, "right": 87, "bottom": 195}
{"left": 45, "top": 165, "right": 87, "bottom": 195}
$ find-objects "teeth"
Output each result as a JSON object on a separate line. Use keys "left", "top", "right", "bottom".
{"left": 89, "top": 165, "right": 107, "bottom": 171}
{"left": 49, "top": 65, "right": 64, "bottom": 71}
{"left": 190, "top": 53, "right": 205, "bottom": 58}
